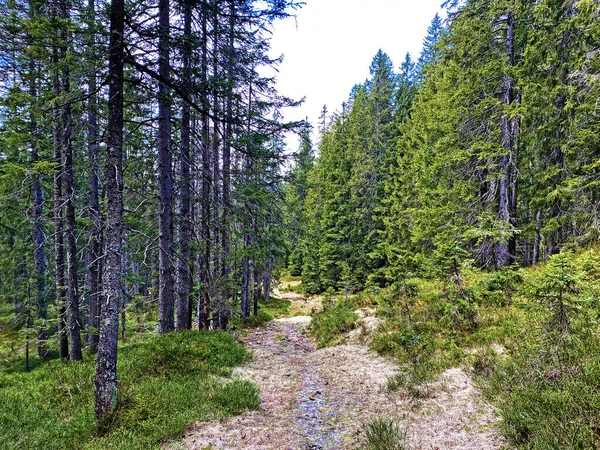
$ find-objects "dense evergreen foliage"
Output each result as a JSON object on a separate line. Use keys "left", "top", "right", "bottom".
{"left": 288, "top": 0, "right": 600, "bottom": 293}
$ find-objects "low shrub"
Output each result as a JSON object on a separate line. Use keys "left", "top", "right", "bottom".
{"left": 310, "top": 300, "right": 358, "bottom": 347}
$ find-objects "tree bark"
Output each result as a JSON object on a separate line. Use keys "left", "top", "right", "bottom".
{"left": 52, "top": 33, "right": 69, "bottom": 361}
{"left": 157, "top": 0, "right": 175, "bottom": 333}
{"left": 200, "top": 0, "right": 212, "bottom": 327}
{"left": 241, "top": 81, "right": 252, "bottom": 320}
{"left": 29, "top": 56, "right": 48, "bottom": 358}
{"left": 219, "top": 0, "right": 235, "bottom": 326}
{"left": 241, "top": 235, "right": 251, "bottom": 319}
{"left": 59, "top": 0, "right": 83, "bottom": 361}
{"left": 175, "top": 0, "right": 192, "bottom": 331}
{"left": 263, "top": 263, "right": 271, "bottom": 302}
{"left": 86, "top": 0, "right": 102, "bottom": 352}
{"left": 253, "top": 266, "right": 259, "bottom": 316}
{"left": 95, "top": 0, "right": 124, "bottom": 426}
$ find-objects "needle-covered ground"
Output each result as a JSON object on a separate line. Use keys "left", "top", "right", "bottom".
{"left": 176, "top": 293, "right": 507, "bottom": 450}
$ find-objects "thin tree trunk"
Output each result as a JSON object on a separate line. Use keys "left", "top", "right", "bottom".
{"left": 95, "top": 0, "right": 124, "bottom": 426}
{"left": 220, "top": 0, "right": 235, "bottom": 326}
{"left": 175, "top": 0, "right": 192, "bottom": 331}
{"left": 533, "top": 208, "right": 542, "bottom": 265}
{"left": 211, "top": 2, "right": 223, "bottom": 326}
{"left": 263, "top": 263, "right": 271, "bottom": 302}
{"left": 253, "top": 266, "right": 259, "bottom": 316}
{"left": 52, "top": 38, "right": 69, "bottom": 361}
{"left": 212, "top": 0, "right": 221, "bottom": 283}
{"left": 241, "top": 234, "right": 251, "bottom": 319}
{"left": 200, "top": 0, "right": 212, "bottom": 328}
{"left": 157, "top": 0, "right": 175, "bottom": 333}
{"left": 28, "top": 47, "right": 48, "bottom": 357}
{"left": 241, "top": 80, "right": 253, "bottom": 320}
{"left": 59, "top": 0, "right": 83, "bottom": 361}
{"left": 121, "top": 242, "right": 129, "bottom": 342}
{"left": 509, "top": 89, "right": 521, "bottom": 261}
{"left": 86, "top": 0, "right": 102, "bottom": 352}
{"left": 496, "top": 10, "right": 515, "bottom": 268}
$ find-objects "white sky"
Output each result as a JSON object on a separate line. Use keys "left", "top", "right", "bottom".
{"left": 268, "top": 0, "right": 444, "bottom": 147}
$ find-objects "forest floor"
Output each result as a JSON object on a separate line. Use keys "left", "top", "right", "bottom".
{"left": 174, "top": 290, "right": 508, "bottom": 450}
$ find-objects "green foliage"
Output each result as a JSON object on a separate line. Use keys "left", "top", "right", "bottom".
{"left": 259, "top": 297, "right": 292, "bottom": 318}
{"left": 310, "top": 298, "right": 358, "bottom": 347}
{"left": 230, "top": 296, "right": 292, "bottom": 328}
{"left": 525, "top": 253, "right": 581, "bottom": 340}
{"left": 479, "top": 248, "right": 600, "bottom": 449}
{"left": 212, "top": 380, "right": 260, "bottom": 415}
{"left": 484, "top": 266, "right": 523, "bottom": 307}
{"left": 0, "top": 330, "right": 256, "bottom": 450}
{"left": 361, "top": 418, "right": 407, "bottom": 450}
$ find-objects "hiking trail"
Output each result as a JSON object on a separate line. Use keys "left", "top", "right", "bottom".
{"left": 174, "top": 290, "right": 508, "bottom": 450}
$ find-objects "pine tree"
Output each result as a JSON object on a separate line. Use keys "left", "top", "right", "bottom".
{"left": 95, "top": 0, "right": 125, "bottom": 426}
{"left": 416, "top": 13, "right": 444, "bottom": 80}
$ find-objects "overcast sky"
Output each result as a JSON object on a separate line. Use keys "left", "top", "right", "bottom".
{"left": 268, "top": 0, "right": 444, "bottom": 146}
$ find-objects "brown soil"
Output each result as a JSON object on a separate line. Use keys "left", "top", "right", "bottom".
{"left": 173, "top": 295, "right": 508, "bottom": 450}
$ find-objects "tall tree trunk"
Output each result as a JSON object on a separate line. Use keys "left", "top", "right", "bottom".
{"left": 59, "top": 0, "right": 83, "bottom": 361}
{"left": 508, "top": 89, "right": 521, "bottom": 261}
{"left": 241, "top": 81, "right": 253, "bottom": 320}
{"left": 26, "top": 4, "right": 48, "bottom": 356}
{"left": 496, "top": 10, "right": 516, "bottom": 268}
{"left": 157, "top": 0, "right": 175, "bottom": 333}
{"left": 241, "top": 232, "right": 251, "bottom": 319}
{"left": 211, "top": 2, "right": 222, "bottom": 326}
{"left": 52, "top": 38, "right": 69, "bottom": 361}
{"left": 533, "top": 208, "right": 542, "bottom": 265}
{"left": 86, "top": 0, "right": 102, "bottom": 352}
{"left": 175, "top": 0, "right": 192, "bottom": 331}
{"left": 220, "top": 0, "right": 235, "bottom": 326}
{"left": 121, "top": 239, "right": 129, "bottom": 342}
{"left": 29, "top": 53, "right": 48, "bottom": 358}
{"left": 253, "top": 266, "right": 259, "bottom": 316}
{"left": 200, "top": 0, "right": 212, "bottom": 328}
{"left": 263, "top": 262, "right": 271, "bottom": 302}
{"left": 193, "top": 114, "right": 209, "bottom": 329}
{"left": 95, "top": 0, "right": 124, "bottom": 426}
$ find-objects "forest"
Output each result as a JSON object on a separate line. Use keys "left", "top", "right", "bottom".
{"left": 1, "top": 0, "right": 600, "bottom": 449}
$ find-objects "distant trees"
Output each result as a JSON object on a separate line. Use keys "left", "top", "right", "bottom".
{"left": 288, "top": 0, "right": 600, "bottom": 292}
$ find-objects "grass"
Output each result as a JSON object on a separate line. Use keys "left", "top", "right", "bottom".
{"left": 0, "top": 329, "right": 259, "bottom": 450}
{"left": 309, "top": 297, "right": 359, "bottom": 347}
{"left": 361, "top": 418, "right": 407, "bottom": 450}
{"left": 231, "top": 296, "right": 293, "bottom": 329}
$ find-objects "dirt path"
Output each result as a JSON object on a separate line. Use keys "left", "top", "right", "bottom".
{"left": 177, "top": 298, "right": 507, "bottom": 450}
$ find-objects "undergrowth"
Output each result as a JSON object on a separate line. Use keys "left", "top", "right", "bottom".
{"left": 309, "top": 246, "right": 600, "bottom": 449}
{"left": 361, "top": 418, "right": 407, "bottom": 450}
{"left": 309, "top": 293, "right": 359, "bottom": 347}
{"left": 0, "top": 330, "right": 258, "bottom": 450}
{"left": 230, "top": 296, "right": 292, "bottom": 328}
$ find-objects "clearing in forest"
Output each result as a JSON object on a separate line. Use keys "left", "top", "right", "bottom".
{"left": 174, "top": 293, "right": 507, "bottom": 450}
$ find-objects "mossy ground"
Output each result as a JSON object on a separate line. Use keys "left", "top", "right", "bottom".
{"left": 0, "top": 328, "right": 258, "bottom": 450}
